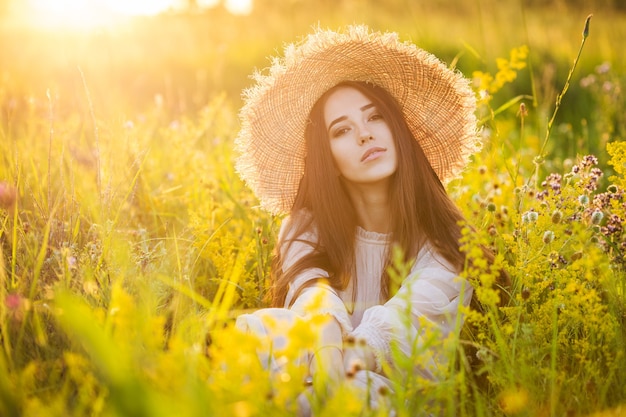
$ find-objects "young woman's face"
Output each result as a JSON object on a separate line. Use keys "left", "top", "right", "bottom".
{"left": 323, "top": 86, "right": 398, "bottom": 186}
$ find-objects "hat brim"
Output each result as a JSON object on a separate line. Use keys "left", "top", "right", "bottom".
{"left": 235, "top": 25, "right": 480, "bottom": 215}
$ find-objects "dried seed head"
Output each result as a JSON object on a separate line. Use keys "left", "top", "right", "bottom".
{"left": 518, "top": 102, "right": 528, "bottom": 117}
{"left": 522, "top": 211, "right": 538, "bottom": 224}
{"left": 590, "top": 210, "right": 604, "bottom": 225}
{"left": 583, "top": 14, "right": 593, "bottom": 39}
{"left": 542, "top": 231, "right": 555, "bottom": 244}
{"left": 476, "top": 348, "right": 489, "bottom": 362}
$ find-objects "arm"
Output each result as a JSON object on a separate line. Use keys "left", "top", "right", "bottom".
{"left": 278, "top": 215, "right": 353, "bottom": 383}
{"left": 279, "top": 215, "right": 353, "bottom": 335}
{"left": 346, "top": 245, "right": 472, "bottom": 378}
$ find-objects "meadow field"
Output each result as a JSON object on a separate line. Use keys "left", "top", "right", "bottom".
{"left": 1, "top": 0, "right": 625, "bottom": 416}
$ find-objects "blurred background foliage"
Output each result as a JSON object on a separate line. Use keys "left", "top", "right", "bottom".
{"left": 1, "top": 0, "right": 624, "bottom": 130}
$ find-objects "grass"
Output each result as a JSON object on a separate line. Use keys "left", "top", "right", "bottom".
{"left": 1, "top": 0, "right": 625, "bottom": 416}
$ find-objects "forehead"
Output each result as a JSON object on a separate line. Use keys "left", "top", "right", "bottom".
{"left": 324, "top": 85, "right": 369, "bottom": 105}
{"left": 323, "top": 86, "right": 371, "bottom": 117}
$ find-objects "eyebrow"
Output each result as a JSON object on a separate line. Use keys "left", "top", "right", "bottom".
{"left": 327, "top": 102, "right": 376, "bottom": 132}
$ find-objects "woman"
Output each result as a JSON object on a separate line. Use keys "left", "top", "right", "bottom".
{"left": 234, "top": 25, "right": 486, "bottom": 411}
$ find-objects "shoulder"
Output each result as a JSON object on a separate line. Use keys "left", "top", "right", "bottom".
{"left": 404, "top": 241, "right": 467, "bottom": 298}
{"left": 277, "top": 210, "right": 322, "bottom": 268}
{"left": 412, "top": 241, "right": 459, "bottom": 276}
{"left": 278, "top": 209, "right": 318, "bottom": 243}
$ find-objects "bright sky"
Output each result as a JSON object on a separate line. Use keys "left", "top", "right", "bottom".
{"left": 20, "top": 0, "right": 253, "bottom": 28}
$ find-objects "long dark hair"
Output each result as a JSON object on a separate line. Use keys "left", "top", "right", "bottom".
{"left": 269, "top": 80, "right": 471, "bottom": 307}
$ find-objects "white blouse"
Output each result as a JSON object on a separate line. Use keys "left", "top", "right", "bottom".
{"left": 280, "top": 216, "right": 473, "bottom": 377}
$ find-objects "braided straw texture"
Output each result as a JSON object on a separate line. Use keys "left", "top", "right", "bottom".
{"left": 235, "top": 25, "right": 481, "bottom": 215}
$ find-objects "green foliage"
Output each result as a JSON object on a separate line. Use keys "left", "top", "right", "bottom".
{"left": 458, "top": 154, "right": 626, "bottom": 415}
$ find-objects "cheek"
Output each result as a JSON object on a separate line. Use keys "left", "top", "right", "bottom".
{"left": 331, "top": 146, "right": 355, "bottom": 176}
{"left": 375, "top": 123, "right": 394, "bottom": 140}
{"left": 329, "top": 141, "right": 354, "bottom": 172}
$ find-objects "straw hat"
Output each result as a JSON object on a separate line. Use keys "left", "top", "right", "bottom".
{"left": 235, "top": 25, "right": 480, "bottom": 215}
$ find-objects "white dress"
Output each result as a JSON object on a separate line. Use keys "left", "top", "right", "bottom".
{"left": 236, "top": 215, "right": 473, "bottom": 408}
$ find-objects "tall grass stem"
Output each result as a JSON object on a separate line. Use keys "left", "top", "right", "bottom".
{"left": 10, "top": 178, "right": 18, "bottom": 289}
{"left": 16, "top": 212, "right": 52, "bottom": 361}
{"left": 0, "top": 240, "right": 13, "bottom": 366}
{"left": 46, "top": 89, "right": 53, "bottom": 217}
{"left": 549, "top": 303, "right": 559, "bottom": 416}
{"left": 519, "top": 0, "right": 538, "bottom": 108}
{"left": 78, "top": 67, "right": 102, "bottom": 204}
{"left": 529, "top": 14, "right": 592, "bottom": 186}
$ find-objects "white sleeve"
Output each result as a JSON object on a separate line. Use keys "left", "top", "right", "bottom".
{"left": 278, "top": 215, "right": 353, "bottom": 335}
{"left": 348, "top": 245, "right": 472, "bottom": 377}
{"left": 289, "top": 285, "right": 353, "bottom": 336}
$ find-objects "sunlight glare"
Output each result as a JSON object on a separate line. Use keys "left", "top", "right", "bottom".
{"left": 107, "top": 0, "right": 179, "bottom": 16}
{"left": 196, "top": 0, "right": 220, "bottom": 8}
{"left": 22, "top": 0, "right": 252, "bottom": 29}
{"left": 225, "top": 0, "right": 253, "bottom": 15}
{"left": 28, "top": 0, "right": 110, "bottom": 28}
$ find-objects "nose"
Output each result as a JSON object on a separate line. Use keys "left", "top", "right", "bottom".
{"left": 358, "top": 131, "right": 374, "bottom": 145}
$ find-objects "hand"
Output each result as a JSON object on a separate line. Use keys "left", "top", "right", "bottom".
{"left": 343, "top": 339, "right": 375, "bottom": 376}
{"left": 308, "top": 317, "right": 345, "bottom": 385}
{"left": 310, "top": 345, "right": 344, "bottom": 384}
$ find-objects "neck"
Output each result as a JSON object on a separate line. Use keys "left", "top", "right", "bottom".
{"left": 343, "top": 180, "right": 391, "bottom": 233}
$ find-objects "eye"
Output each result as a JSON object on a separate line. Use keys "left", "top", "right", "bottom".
{"left": 368, "top": 112, "right": 383, "bottom": 122}
{"left": 331, "top": 126, "right": 350, "bottom": 138}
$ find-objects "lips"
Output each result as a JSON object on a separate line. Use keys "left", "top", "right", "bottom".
{"left": 360, "top": 146, "right": 387, "bottom": 162}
